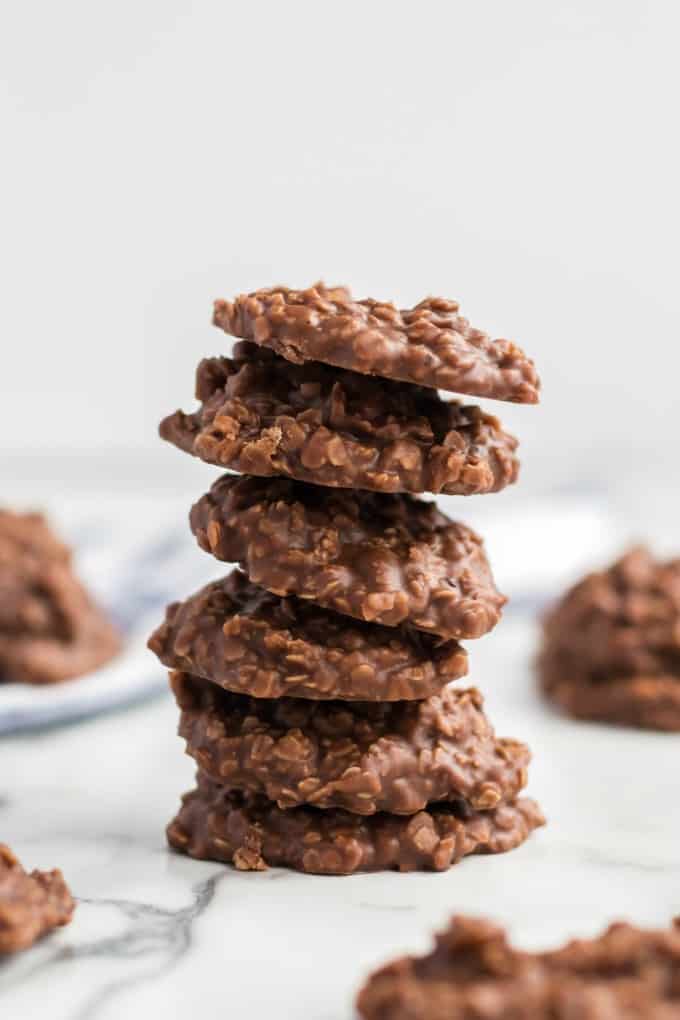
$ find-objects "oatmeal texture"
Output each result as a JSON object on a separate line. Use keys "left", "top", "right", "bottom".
{"left": 156, "top": 281, "right": 543, "bottom": 877}
{"left": 160, "top": 342, "right": 519, "bottom": 496}
{"left": 167, "top": 773, "right": 545, "bottom": 875}
{"left": 171, "top": 672, "right": 530, "bottom": 816}
{"left": 149, "top": 571, "right": 468, "bottom": 702}
{"left": 213, "top": 283, "right": 540, "bottom": 404}
{"left": 190, "top": 474, "right": 505, "bottom": 639}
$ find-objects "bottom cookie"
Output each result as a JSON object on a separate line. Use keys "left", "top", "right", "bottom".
{"left": 0, "top": 844, "right": 75, "bottom": 953}
{"left": 539, "top": 650, "right": 680, "bottom": 731}
{"left": 167, "top": 775, "right": 544, "bottom": 875}
{"left": 357, "top": 914, "right": 680, "bottom": 1019}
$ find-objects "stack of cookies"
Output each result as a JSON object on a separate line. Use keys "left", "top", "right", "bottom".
{"left": 149, "top": 284, "right": 544, "bottom": 875}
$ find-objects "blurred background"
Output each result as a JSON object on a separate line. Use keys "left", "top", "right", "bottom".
{"left": 2, "top": 0, "right": 678, "bottom": 497}
{"left": 1, "top": 0, "right": 679, "bottom": 633}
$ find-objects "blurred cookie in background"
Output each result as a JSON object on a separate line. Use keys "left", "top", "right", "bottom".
{"left": 356, "top": 914, "right": 680, "bottom": 1019}
{"left": 0, "top": 509, "right": 121, "bottom": 684}
{"left": 537, "top": 546, "right": 680, "bottom": 730}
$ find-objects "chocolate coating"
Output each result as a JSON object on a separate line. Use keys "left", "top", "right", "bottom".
{"left": 213, "top": 283, "right": 540, "bottom": 404}
{"left": 357, "top": 915, "right": 680, "bottom": 1019}
{"left": 171, "top": 672, "right": 530, "bottom": 815}
{"left": 539, "top": 546, "right": 680, "bottom": 730}
{"left": 190, "top": 475, "right": 505, "bottom": 640}
{"left": 159, "top": 342, "right": 520, "bottom": 496}
{"left": 148, "top": 571, "right": 468, "bottom": 702}
{"left": 0, "top": 844, "right": 75, "bottom": 954}
{"left": 167, "top": 773, "right": 545, "bottom": 875}
{"left": 0, "top": 509, "right": 121, "bottom": 684}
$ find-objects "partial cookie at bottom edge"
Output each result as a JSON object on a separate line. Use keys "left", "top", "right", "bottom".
{"left": 356, "top": 914, "right": 680, "bottom": 1020}
{"left": 166, "top": 776, "right": 544, "bottom": 875}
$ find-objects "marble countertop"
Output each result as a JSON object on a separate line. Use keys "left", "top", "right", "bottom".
{"left": 2, "top": 616, "right": 678, "bottom": 1020}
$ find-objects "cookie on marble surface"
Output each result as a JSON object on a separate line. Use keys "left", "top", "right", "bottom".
{"left": 171, "top": 672, "right": 530, "bottom": 815}
{"left": 0, "top": 844, "right": 75, "bottom": 953}
{"left": 539, "top": 653, "right": 680, "bottom": 731}
{"left": 190, "top": 474, "right": 505, "bottom": 640}
{"left": 357, "top": 914, "right": 680, "bottom": 1019}
{"left": 159, "top": 342, "right": 519, "bottom": 496}
{"left": 0, "top": 509, "right": 121, "bottom": 684}
{"left": 167, "top": 773, "right": 544, "bottom": 875}
{"left": 213, "top": 283, "right": 540, "bottom": 404}
{"left": 538, "top": 546, "right": 680, "bottom": 730}
{"left": 148, "top": 571, "right": 468, "bottom": 702}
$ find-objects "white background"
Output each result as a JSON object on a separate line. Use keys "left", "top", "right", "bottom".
{"left": 1, "top": 0, "right": 679, "bottom": 487}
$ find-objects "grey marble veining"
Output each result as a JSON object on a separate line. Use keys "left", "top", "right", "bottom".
{"left": 1, "top": 875, "right": 223, "bottom": 1020}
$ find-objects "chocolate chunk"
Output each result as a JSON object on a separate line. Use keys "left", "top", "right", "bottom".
{"left": 0, "top": 510, "right": 121, "bottom": 684}
{"left": 190, "top": 475, "right": 505, "bottom": 640}
{"left": 213, "top": 283, "right": 540, "bottom": 404}
{"left": 171, "top": 672, "right": 530, "bottom": 815}
{"left": 0, "top": 844, "right": 75, "bottom": 953}
{"left": 357, "top": 914, "right": 680, "bottom": 1019}
{"left": 149, "top": 571, "right": 468, "bottom": 701}
{"left": 538, "top": 546, "right": 680, "bottom": 730}
{"left": 159, "top": 342, "right": 519, "bottom": 496}
{"left": 167, "top": 773, "right": 545, "bottom": 875}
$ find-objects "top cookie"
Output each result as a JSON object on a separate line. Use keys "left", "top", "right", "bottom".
{"left": 213, "top": 283, "right": 539, "bottom": 404}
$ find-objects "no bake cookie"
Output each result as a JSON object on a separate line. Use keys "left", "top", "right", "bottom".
{"left": 213, "top": 283, "right": 540, "bottom": 404}
{"left": 160, "top": 342, "right": 519, "bottom": 496}
{"left": 171, "top": 672, "right": 530, "bottom": 815}
{"left": 149, "top": 572, "right": 467, "bottom": 701}
{"left": 0, "top": 509, "right": 121, "bottom": 684}
{"left": 357, "top": 914, "right": 680, "bottom": 1019}
{"left": 190, "top": 474, "right": 505, "bottom": 639}
{"left": 0, "top": 844, "right": 75, "bottom": 954}
{"left": 167, "top": 774, "right": 544, "bottom": 875}
{"left": 538, "top": 546, "right": 680, "bottom": 730}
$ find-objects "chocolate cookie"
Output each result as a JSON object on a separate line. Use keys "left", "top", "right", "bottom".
{"left": 171, "top": 672, "right": 530, "bottom": 815}
{"left": 190, "top": 475, "right": 505, "bottom": 640}
{"left": 167, "top": 774, "right": 545, "bottom": 875}
{"left": 357, "top": 914, "right": 680, "bottom": 1019}
{"left": 213, "top": 283, "right": 540, "bottom": 404}
{"left": 159, "top": 342, "right": 519, "bottom": 496}
{"left": 0, "top": 510, "right": 121, "bottom": 684}
{"left": 0, "top": 844, "right": 75, "bottom": 953}
{"left": 148, "top": 571, "right": 468, "bottom": 701}
{"left": 539, "top": 652, "right": 680, "bottom": 731}
{"left": 538, "top": 546, "right": 680, "bottom": 730}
